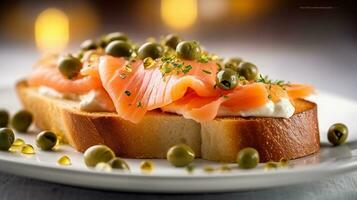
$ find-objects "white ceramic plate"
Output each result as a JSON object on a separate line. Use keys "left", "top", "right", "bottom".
{"left": 1, "top": 86, "right": 357, "bottom": 193}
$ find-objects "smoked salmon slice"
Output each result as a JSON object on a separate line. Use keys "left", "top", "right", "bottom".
{"left": 286, "top": 84, "right": 315, "bottom": 99}
{"left": 98, "top": 56, "right": 220, "bottom": 123}
{"left": 162, "top": 83, "right": 270, "bottom": 122}
{"left": 28, "top": 67, "right": 102, "bottom": 94}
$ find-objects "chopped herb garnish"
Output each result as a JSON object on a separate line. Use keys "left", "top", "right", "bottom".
{"left": 198, "top": 55, "right": 209, "bottom": 63}
{"left": 124, "top": 90, "right": 131, "bottom": 96}
{"left": 125, "top": 64, "right": 132, "bottom": 73}
{"left": 172, "top": 62, "right": 183, "bottom": 69}
{"left": 216, "top": 62, "right": 222, "bottom": 71}
{"left": 182, "top": 65, "right": 192, "bottom": 74}
{"left": 256, "top": 75, "right": 290, "bottom": 98}
{"left": 186, "top": 165, "right": 195, "bottom": 174}
{"left": 137, "top": 101, "right": 142, "bottom": 107}
{"left": 238, "top": 76, "right": 246, "bottom": 81}
{"left": 119, "top": 73, "right": 127, "bottom": 79}
{"left": 202, "top": 69, "right": 212, "bottom": 74}
{"left": 256, "top": 74, "right": 288, "bottom": 87}
{"left": 161, "top": 55, "right": 176, "bottom": 62}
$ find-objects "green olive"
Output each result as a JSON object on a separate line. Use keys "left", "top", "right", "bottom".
{"left": 238, "top": 62, "right": 259, "bottom": 81}
{"left": 0, "top": 128, "right": 14, "bottom": 151}
{"left": 108, "top": 157, "right": 130, "bottom": 170}
{"left": 164, "top": 34, "right": 181, "bottom": 49}
{"left": 237, "top": 147, "right": 259, "bottom": 169}
{"left": 216, "top": 68, "right": 238, "bottom": 90}
{"left": 167, "top": 144, "right": 195, "bottom": 167}
{"left": 0, "top": 109, "right": 9, "bottom": 127}
{"left": 11, "top": 110, "right": 33, "bottom": 132}
{"left": 224, "top": 58, "right": 242, "bottom": 71}
{"left": 328, "top": 123, "right": 348, "bottom": 146}
{"left": 58, "top": 55, "right": 82, "bottom": 79}
{"left": 137, "top": 42, "right": 163, "bottom": 60}
{"left": 105, "top": 40, "right": 133, "bottom": 57}
{"left": 176, "top": 41, "right": 201, "bottom": 60}
{"left": 80, "top": 39, "right": 97, "bottom": 51}
{"left": 36, "top": 131, "right": 58, "bottom": 150}
{"left": 84, "top": 145, "right": 115, "bottom": 167}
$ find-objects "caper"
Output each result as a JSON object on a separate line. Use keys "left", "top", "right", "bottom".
{"left": 58, "top": 55, "right": 82, "bottom": 79}
{"left": 108, "top": 157, "right": 130, "bottom": 170}
{"left": 0, "top": 128, "right": 15, "bottom": 151}
{"left": 167, "top": 144, "right": 195, "bottom": 167}
{"left": 0, "top": 109, "right": 9, "bottom": 127}
{"left": 164, "top": 34, "right": 181, "bottom": 49}
{"left": 11, "top": 110, "right": 33, "bottom": 132}
{"left": 238, "top": 62, "right": 259, "bottom": 81}
{"left": 105, "top": 40, "right": 133, "bottom": 57}
{"left": 98, "top": 35, "right": 107, "bottom": 48}
{"left": 83, "top": 145, "right": 115, "bottom": 167}
{"left": 36, "top": 131, "right": 58, "bottom": 151}
{"left": 137, "top": 42, "right": 163, "bottom": 60}
{"left": 105, "top": 32, "right": 128, "bottom": 44}
{"left": 80, "top": 39, "right": 97, "bottom": 51}
{"left": 237, "top": 147, "right": 259, "bottom": 169}
{"left": 176, "top": 41, "right": 201, "bottom": 60}
{"left": 328, "top": 123, "right": 348, "bottom": 146}
{"left": 224, "top": 57, "right": 242, "bottom": 71}
{"left": 216, "top": 68, "right": 238, "bottom": 90}
{"left": 73, "top": 51, "right": 84, "bottom": 60}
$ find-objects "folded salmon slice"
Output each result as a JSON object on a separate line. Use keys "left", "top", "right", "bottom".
{"left": 98, "top": 56, "right": 220, "bottom": 123}
{"left": 27, "top": 57, "right": 115, "bottom": 112}
{"left": 286, "top": 84, "right": 315, "bottom": 99}
{"left": 28, "top": 67, "right": 102, "bottom": 94}
{"left": 162, "top": 83, "right": 270, "bottom": 122}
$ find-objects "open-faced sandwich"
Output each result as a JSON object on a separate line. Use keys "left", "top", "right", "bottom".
{"left": 16, "top": 33, "right": 319, "bottom": 163}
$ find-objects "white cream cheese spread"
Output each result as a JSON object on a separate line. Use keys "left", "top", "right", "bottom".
{"left": 38, "top": 86, "right": 79, "bottom": 100}
{"left": 38, "top": 87, "right": 112, "bottom": 112}
{"left": 217, "top": 98, "right": 295, "bottom": 118}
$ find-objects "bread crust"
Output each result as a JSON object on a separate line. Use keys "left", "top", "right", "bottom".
{"left": 16, "top": 80, "right": 320, "bottom": 162}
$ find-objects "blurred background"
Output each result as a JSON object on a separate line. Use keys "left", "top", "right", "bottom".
{"left": 0, "top": 0, "right": 356, "bottom": 99}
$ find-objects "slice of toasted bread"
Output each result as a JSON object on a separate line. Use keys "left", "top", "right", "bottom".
{"left": 16, "top": 80, "right": 319, "bottom": 162}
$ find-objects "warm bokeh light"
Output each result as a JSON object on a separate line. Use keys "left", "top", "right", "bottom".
{"left": 161, "top": 0, "right": 197, "bottom": 30}
{"left": 35, "top": 8, "right": 69, "bottom": 53}
{"left": 229, "top": 0, "right": 275, "bottom": 20}
{"left": 199, "top": 0, "right": 228, "bottom": 21}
